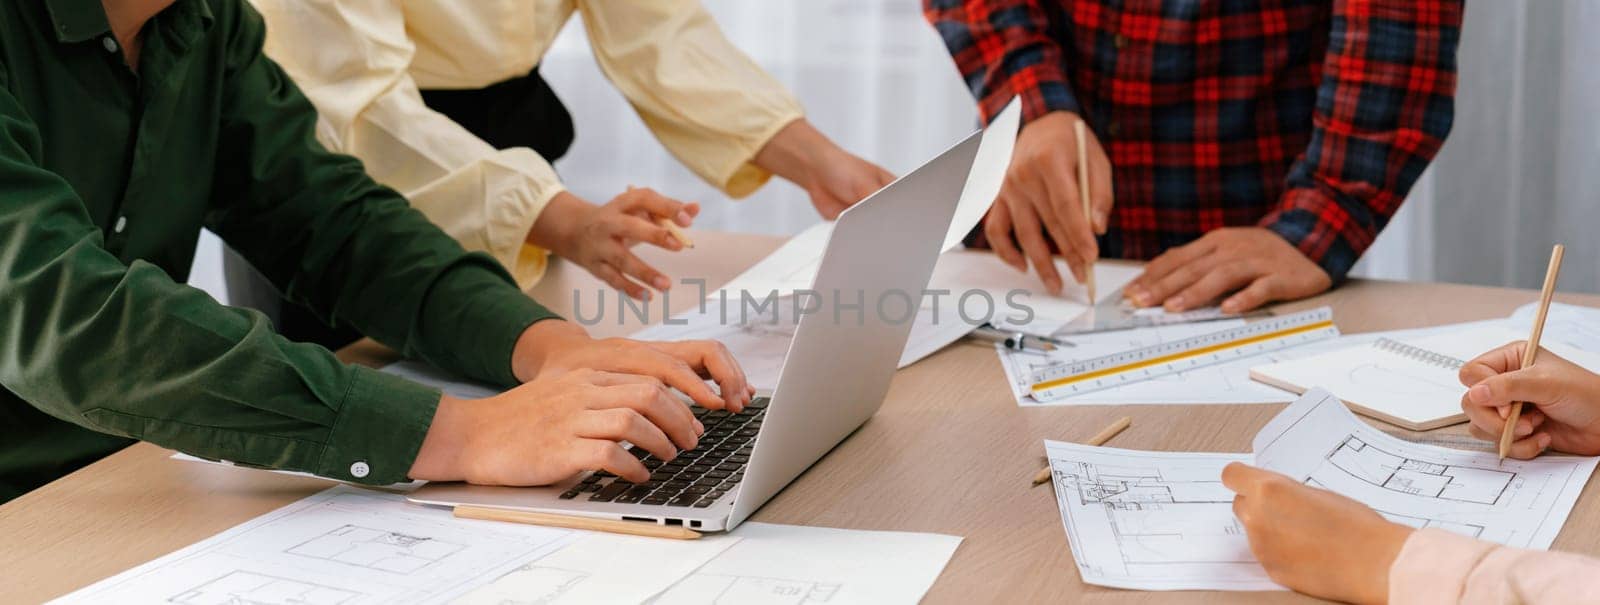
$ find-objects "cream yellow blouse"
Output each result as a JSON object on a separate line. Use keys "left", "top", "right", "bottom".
{"left": 249, "top": 0, "right": 805, "bottom": 287}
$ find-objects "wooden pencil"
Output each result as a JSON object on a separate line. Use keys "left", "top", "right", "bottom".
{"left": 628, "top": 184, "right": 694, "bottom": 249}
{"left": 455, "top": 504, "right": 703, "bottom": 540}
{"left": 658, "top": 217, "right": 695, "bottom": 249}
{"left": 1074, "top": 119, "right": 1097, "bottom": 304}
{"left": 1032, "top": 416, "right": 1132, "bottom": 487}
{"left": 1499, "top": 244, "right": 1565, "bottom": 459}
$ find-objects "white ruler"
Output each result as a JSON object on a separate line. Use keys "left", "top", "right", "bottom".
{"left": 1029, "top": 307, "right": 1339, "bottom": 401}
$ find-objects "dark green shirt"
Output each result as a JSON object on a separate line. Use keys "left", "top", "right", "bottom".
{"left": 0, "top": 0, "right": 559, "bottom": 503}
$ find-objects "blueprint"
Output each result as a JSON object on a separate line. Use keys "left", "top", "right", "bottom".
{"left": 1045, "top": 446, "right": 1262, "bottom": 590}
{"left": 1045, "top": 388, "right": 1600, "bottom": 591}
{"left": 52, "top": 486, "right": 732, "bottom": 605}
{"left": 55, "top": 486, "right": 960, "bottom": 604}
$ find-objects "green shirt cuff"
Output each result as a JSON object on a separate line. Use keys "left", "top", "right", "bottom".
{"left": 314, "top": 367, "right": 440, "bottom": 486}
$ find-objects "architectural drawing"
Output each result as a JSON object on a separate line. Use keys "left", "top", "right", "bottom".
{"left": 169, "top": 571, "right": 360, "bottom": 605}
{"left": 63, "top": 488, "right": 954, "bottom": 605}
{"left": 1323, "top": 437, "right": 1513, "bottom": 504}
{"left": 55, "top": 487, "right": 579, "bottom": 604}
{"left": 1043, "top": 445, "right": 1268, "bottom": 591}
{"left": 1053, "top": 459, "right": 1252, "bottom": 566}
{"left": 287, "top": 525, "right": 465, "bottom": 574}
{"left": 1047, "top": 389, "right": 1600, "bottom": 591}
{"left": 1256, "top": 390, "right": 1592, "bottom": 548}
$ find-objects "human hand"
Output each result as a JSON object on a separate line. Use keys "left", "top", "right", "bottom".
{"left": 984, "top": 110, "right": 1112, "bottom": 294}
{"left": 1124, "top": 227, "right": 1331, "bottom": 313}
{"left": 1459, "top": 341, "right": 1600, "bottom": 458}
{"left": 753, "top": 119, "right": 895, "bottom": 219}
{"left": 528, "top": 189, "right": 698, "bottom": 301}
{"left": 408, "top": 370, "right": 704, "bottom": 485}
{"left": 1222, "top": 462, "right": 1413, "bottom": 604}
{"left": 510, "top": 320, "right": 754, "bottom": 412}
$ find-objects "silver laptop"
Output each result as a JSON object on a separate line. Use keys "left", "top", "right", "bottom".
{"left": 409, "top": 120, "right": 1000, "bottom": 532}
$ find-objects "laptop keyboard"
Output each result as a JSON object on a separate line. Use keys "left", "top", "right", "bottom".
{"left": 559, "top": 397, "right": 768, "bottom": 508}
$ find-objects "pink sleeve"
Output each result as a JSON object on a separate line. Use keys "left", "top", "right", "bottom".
{"left": 1389, "top": 528, "right": 1600, "bottom": 604}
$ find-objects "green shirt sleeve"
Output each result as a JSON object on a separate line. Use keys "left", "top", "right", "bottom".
{"left": 0, "top": 85, "right": 427, "bottom": 485}
{"left": 0, "top": 5, "right": 555, "bottom": 486}
{"left": 204, "top": 4, "right": 560, "bottom": 387}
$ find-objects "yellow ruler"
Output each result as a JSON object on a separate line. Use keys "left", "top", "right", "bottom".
{"left": 1030, "top": 307, "right": 1338, "bottom": 402}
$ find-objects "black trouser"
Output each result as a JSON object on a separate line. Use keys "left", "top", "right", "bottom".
{"left": 257, "top": 67, "right": 577, "bottom": 349}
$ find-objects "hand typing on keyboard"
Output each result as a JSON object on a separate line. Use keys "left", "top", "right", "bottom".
{"left": 508, "top": 320, "right": 757, "bottom": 412}
{"left": 407, "top": 369, "right": 706, "bottom": 485}
{"left": 567, "top": 398, "right": 769, "bottom": 508}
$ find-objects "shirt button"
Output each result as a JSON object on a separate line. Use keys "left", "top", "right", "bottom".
{"left": 102, "top": 37, "right": 119, "bottom": 54}
{"left": 350, "top": 461, "right": 371, "bottom": 478}
{"left": 1113, "top": 35, "right": 1128, "bottom": 49}
{"left": 1107, "top": 121, "right": 1121, "bottom": 137}
{"left": 113, "top": 215, "right": 128, "bottom": 233}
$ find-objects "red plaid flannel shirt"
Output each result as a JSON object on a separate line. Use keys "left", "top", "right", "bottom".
{"left": 925, "top": 0, "right": 1462, "bottom": 281}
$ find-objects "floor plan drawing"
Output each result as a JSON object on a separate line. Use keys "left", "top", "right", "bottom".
{"left": 1053, "top": 459, "right": 1253, "bottom": 565}
{"left": 54, "top": 487, "right": 578, "bottom": 605}
{"left": 286, "top": 525, "right": 465, "bottom": 574}
{"left": 1324, "top": 437, "right": 1513, "bottom": 504}
{"left": 1046, "top": 389, "right": 1600, "bottom": 592}
{"left": 169, "top": 571, "right": 361, "bottom": 605}
{"left": 1042, "top": 443, "right": 1269, "bottom": 591}
{"left": 1254, "top": 390, "right": 1591, "bottom": 549}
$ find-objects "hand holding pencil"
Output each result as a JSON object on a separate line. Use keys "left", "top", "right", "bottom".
{"left": 1496, "top": 244, "right": 1564, "bottom": 459}
{"left": 981, "top": 111, "right": 1113, "bottom": 296}
{"left": 1458, "top": 338, "right": 1600, "bottom": 459}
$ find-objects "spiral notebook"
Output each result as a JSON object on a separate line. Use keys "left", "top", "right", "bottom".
{"left": 1249, "top": 326, "right": 1595, "bottom": 431}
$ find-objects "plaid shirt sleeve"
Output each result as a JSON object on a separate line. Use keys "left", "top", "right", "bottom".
{"left": 923, "top": 0, "right": 1079, "bottom": 124}
{"left": 1260, "top": 0, "right": 1463, "bottom": 282}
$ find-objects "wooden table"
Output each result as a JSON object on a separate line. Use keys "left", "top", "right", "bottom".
{"left": 5, "top": 231, "right": 1600, "bottom": 604}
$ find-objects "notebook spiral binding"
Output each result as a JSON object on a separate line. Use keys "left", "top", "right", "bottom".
{"left": 1374, "top": 338, "right": 1466, "bottom": 369}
